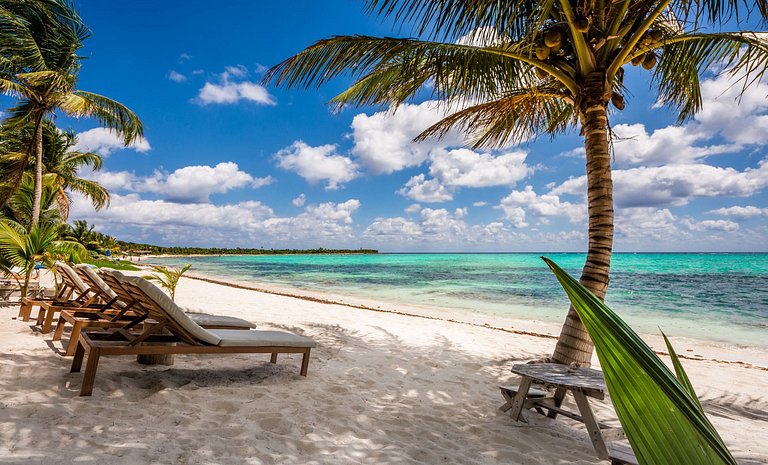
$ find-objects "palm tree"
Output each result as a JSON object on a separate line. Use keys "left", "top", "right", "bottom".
{"left": 1, "top": 172, "right": 64, "bottom": 229}
{"left": 143, "top": 264, "right": 193, "bottom": 301}
{"left": 0, "top": 0, "right": 142, "bottom": 226}
{"left": 0, "top": 221, "right": 86, "bottom": 298}
{"left": 266, "top": 0, "right": 768, "bottom": 366}
{"left": 40, "top": 122, "right": 110, "bottom": 219}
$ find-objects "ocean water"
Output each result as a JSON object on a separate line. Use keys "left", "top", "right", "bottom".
{"left": 149, "top": 253, "right": 768, "bottom": 347}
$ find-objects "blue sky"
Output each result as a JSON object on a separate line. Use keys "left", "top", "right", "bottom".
{"left": 51, "top": 1, "right": 768, "bottom": 251}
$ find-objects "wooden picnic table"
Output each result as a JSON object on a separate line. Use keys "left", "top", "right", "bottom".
{"left": 500, "top": 363, "right": 637, "bottom": 465}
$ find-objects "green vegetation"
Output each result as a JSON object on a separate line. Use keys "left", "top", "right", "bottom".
{"left": 0, "top": 0, "right": 142, "bottom": 227}
{"left": 82, "top": 257, "right": 139, "bottom": 271}
{"left": 267, "top": 0, "right": 768, "bottom": 366}
{"left": 117, "top": 241, "right": 378, "bottom": 256}
{"left": 143, "top": 264, "right": 193, "bottom": 301}
{"left": 0, "top": 0, "right": 142, "bottom": 296}
{"left": 545, "top": 257, "right": 735, "bottom": 464}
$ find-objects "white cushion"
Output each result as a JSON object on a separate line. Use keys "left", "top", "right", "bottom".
{"left": 111, "top": 273, "right": 222, "bottom": 346}
{"left": 56, "top": 261, "right": 90, "bottom": 294}
{"left": 75, "top": 264, "right": 118, "bottom": 300}
{"left": 208, "top": 329, "right": 316, "bottom": 348}
{"left": 188, "top": 313, "right": 256, "bottom": 329}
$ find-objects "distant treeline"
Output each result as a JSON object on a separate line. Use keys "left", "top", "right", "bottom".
{"left": 116, "top": 241, "right": 378, "bottom": 256}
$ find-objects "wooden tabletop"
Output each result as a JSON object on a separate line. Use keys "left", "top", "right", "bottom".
{"left": 511, "top": 363, "right": 606, "bottom": 392}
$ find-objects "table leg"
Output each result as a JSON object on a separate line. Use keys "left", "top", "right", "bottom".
{"left": 508, "top": 376, "right": 533, "bottom": 422}
{"left": 547, "top": 386, "right": 567, "bottom": 419}
{"left": 573, "top": 390, "right": 609, "bottom": 460}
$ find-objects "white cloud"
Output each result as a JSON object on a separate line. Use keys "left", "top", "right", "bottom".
{"left": 612, "top": 123, "right": 738, "bottom": 166}
{"left": 136, "top": 162, "right": 272, "bottom": 203}
{"left": 707, "top": 205, "right": 768, "bottom": 220}
{"left": 292, "top": 194, "right": 306, "bottom": 207}
{"left": 550, "top": 159, "right": 768, "bottom": 208}
{"left": 682, "top": 218, "right": 740, "bottom": 232}
{"left": 70, "top": 193, "right": 363, "bottom": 247}
{"left": 472, "top": 201, "right": 488, "bottom": 207}
{"left": 275, "top": 141, "right": 359, "bottom": 190}
{"left": 196, "top": 66, "right": 276, "bottom": 106}
{"left": 615, "top": 208, "right": 678, "bottom": 239}
{"left": 398, "top": 174, "right": 454, "bottom": 203}
{"left": 428, "top": 148, "right": 530, "bottom": 187}
{"left": 74, "top": 128, "right": 151, "bottom": 156}
{"left": 499, "top": 186, "right": 586, "bottom": 225}
{"left": 350, "top": 101, "right": 465, "bottom": 174}
{"left": 168, "top": 71, "right": 187, "bottom": 83}
{"left": 82, "top": 162, "right": 271, "bottom": 204}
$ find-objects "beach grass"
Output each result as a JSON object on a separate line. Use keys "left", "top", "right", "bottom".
{"left": 83, "top": 258, "right": 140, "bottom": 271}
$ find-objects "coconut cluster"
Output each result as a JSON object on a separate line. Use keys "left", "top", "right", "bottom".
{"left": 630, "top": 29, "right": 663, "bottom": 70}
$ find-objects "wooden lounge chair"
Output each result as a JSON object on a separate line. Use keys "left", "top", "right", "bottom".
{"left": 70, "top": 274, "right": 316, "bottom": 396}
{"left": 90, "top": 267, "right": 258, "bottom": 329}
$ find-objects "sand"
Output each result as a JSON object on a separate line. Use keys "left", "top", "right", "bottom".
{"left": 1, "top": 274, "right": 766, "bottom": 464}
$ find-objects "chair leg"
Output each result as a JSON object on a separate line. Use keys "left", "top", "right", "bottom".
{"left": 270, "top": 353, "right": 278, "bottom": 364}
{"left": 70, "top": 340, "right": 85, "bottom": 373}
{"left": 52, "top": 316, "right": 67, "bottom": 341}
{"left": 64, "top": 322, "right": 85, "bottom": 357}
{"left": 41, "top": 308, "right": 57, "bottom": 333}
{"left": 80, "top": 347, "right": 101, "bottom": 396}
{"left": 300, "top": 349, "right": 310, "bottom": 376}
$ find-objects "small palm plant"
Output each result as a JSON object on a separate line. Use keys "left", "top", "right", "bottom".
{"left": 143, "top": 264, "right": 192, "bottom": 301}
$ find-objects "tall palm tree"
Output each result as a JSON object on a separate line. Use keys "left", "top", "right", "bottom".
{"left": 0, "top": 0, "right": 142, "bottom": 226}
{"left": 1, "top": 172, "right": 64, "bottom": 229}
{"left": 266, "top": 0, "right": 768, "bottom": 366}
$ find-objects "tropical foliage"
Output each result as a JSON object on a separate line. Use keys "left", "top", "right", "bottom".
{"left": 0, "top": 221, "right": 86, "bottom": 297}
{"left": 266, "top": 0, "right": 768, "bottom": 366}
{"left": 143, "top": 264, "right": 193, "bottom": 301}
{"left": 544, "top": 257, "right": 735, "bottom": 465}
{"left": 0, "top": 0, "right": 142, "bottom": 226}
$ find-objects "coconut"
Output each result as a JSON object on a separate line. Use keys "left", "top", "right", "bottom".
{"left": 631, "top": 54, "right": 644, "bottom": 66}
{"left": 642, "top": 52, "right": 657, "bottom": 70}
{"left": 544, "top": 29, "right": 562, "bottom": 48}
{"left": 650, "top": 30, "right": 663, "bottom": 43}
{"left": 535, "top": 45, "right": 551, "bottom": 60}
{"left": 611, "top": 92, "right": 626, "bottom": 110}
{"left": 640, "top": 34, "right": 653, "bottom": 46}
{"left": 575, "top": 17, "right": 589, "bottom": 33}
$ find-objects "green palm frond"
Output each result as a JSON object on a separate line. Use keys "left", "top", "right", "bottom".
{"left": 143, "top": 264, "right": 193, "bottom": 301}
{"left": 650, "top": 32, "right": 768, "bottom": 122}
{"left": 416, "top": 86, "right": 575, "bottom": 148}
{"left": 61, "top": 91, "right": 143, "bottom": 144}
{"left": 64, "top": 177, "right": 109, "bottom": 210}
{"left": 544, "top": 257, "right": 736, "bottom": 465}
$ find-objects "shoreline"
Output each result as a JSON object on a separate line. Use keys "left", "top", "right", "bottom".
{"left": 182, "top": 272, "right": 768, "bottom": 371}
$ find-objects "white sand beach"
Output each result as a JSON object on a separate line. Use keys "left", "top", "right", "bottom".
{"left": 1, "top": 275, "right": 767, "bottom": 464}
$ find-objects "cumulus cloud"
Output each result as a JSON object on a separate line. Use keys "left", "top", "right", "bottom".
{"left": 615, "top": 208, "right": 678, "bottom": 240}
{"left": 196, "top": 65, "right": 276, "bottom": 106}
{"left": 550, "top": 159, "right": 768, "bottom": 208}
{"left": 499, "top": 186, "right": 586, "bottom": 226}
{"left": 350, "top": 101, "right": 465, "bottom": 174}
{"left": 81, "top": 162, "right": 271, "bottom": 203}
{"left": 428, "top": 148, "right": 530, "bottom": 187}
{"left": 707, "top": 205, "right": 768, "bottom": 220}
{"left": 682, "top": 218, "right": 740, "bottom": 232}
{"left": 70, "top": 193, "right": 363, "bottom": 247}
{"left": 136, "top": 162, "right": 273, "bottom": 203}
{"left": 74, "top": 128, "right": 151, "bottom": 156}
{"left": 398, "top": 174, "right": 454, "bottom": 202}
{"left": 275, "top": 141, "right": 359, "bottom": 190}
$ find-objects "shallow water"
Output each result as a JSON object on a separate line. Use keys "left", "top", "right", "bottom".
{"left": 149, "top": 253, "right": 768, "bottom": 347}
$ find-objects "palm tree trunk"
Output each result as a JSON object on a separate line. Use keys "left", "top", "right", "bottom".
{"left": 31, "top": 115, "right": 45, "bottom": 228}
{"left": 551, "top": 72, "right": 615, "bottom": 367}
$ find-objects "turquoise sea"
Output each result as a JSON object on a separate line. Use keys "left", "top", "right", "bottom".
{"left": 149, "top": 253, "right": 768, "bottom": 347}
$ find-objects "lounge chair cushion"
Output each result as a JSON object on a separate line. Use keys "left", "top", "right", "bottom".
{"left": 208, "top": 329, "right": 316, "bottom": 348}
{"left": 187, "top": 313, "right": 257, "bottom": 329}
{"left": 55, "top": 261, "right": 90, "bottom": 294}
{"left": 75, "top": 264, "right": 118, "bottom": 300}
{"left": 120, "top": 274, "right": 222, "bottom": 346}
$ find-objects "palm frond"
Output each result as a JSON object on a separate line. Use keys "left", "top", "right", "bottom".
{"left": 651, "top": 32, "right": 768, "bottom": 122}
{"left": 60, "top": 91, "right": 143, "bottom": 144}
{"left": 415, "top": 86, "right": 575, "bottom": 148}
